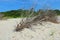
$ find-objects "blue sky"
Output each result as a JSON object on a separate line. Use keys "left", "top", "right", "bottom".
{"left": 0, "top": 0, "right": 60, "bottom": 12}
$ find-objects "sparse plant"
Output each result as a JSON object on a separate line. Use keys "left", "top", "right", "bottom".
{"left": 0, "top": 13, "right": 4, "bottom": 20}
{"left": 15, "top": 8, "right": 58, "bottom": 31}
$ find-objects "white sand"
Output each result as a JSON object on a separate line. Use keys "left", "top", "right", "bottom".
{"left": 0, "top": 17, "right": 60, "bottom": 40}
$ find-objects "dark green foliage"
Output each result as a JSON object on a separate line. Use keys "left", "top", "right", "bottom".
{"left": 0, "top": 9, "right": 60, "bottom": 18}
{"left": 54, "top": 10, "right": 60, "bottom": 15}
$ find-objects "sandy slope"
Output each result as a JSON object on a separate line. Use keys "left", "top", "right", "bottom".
{"left": 0, "top": 17, "right": 60, "bottom": 40}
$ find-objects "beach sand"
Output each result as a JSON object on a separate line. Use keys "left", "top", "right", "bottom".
{"left": 0, "top": 16, "right": 60, "bottom": 40}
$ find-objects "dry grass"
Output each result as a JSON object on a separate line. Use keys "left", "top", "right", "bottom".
{"left": 15, "top": 9, "right": 58, "bottom": 31}
{"left": 0, "top": 13, "right": 4, "bottom": 20}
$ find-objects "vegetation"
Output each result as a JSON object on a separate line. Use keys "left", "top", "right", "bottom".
{"left": 0, "top": 9, "right": 60, "bottom": 19}
{"left": 15, "top": 9, "right": 59, "bottom": 31}
{"left": 0, "top": 8, "right": 60, "bottom": 31}
{"left": 54, "top": 10, "right": 60, "bottom": 15}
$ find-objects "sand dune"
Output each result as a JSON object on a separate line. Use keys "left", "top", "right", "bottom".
{"left": 0, "top": 16, "right": 60, "bottom": 40}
